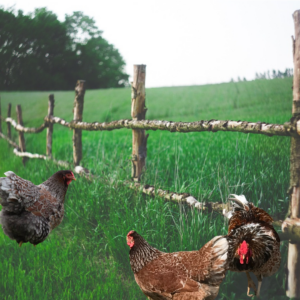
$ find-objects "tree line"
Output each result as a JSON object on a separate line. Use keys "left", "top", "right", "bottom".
{"left": 0, "top": 7, "right": 129, "bottom": 90}
{"left": 231, "top": 69, "right": 293, "bottom": 82}
{"left": 254, "top": 69, "right": 293, "bottom": 80}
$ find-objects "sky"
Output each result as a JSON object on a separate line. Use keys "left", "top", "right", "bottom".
{"left": 1, "top": 0, "right": 299, "bottom": 88}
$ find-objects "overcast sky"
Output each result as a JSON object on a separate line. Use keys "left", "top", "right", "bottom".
{"left": 1, "top": 0, "right": 299, "bottom": 87}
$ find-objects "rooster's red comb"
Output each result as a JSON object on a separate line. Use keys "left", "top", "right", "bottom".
{"left": 239, "top": 240, "right": 248, "bottom": 253}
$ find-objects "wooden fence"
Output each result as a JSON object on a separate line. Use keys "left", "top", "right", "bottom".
{"left": 0, "top": 9, "right": 300, "bottom": 298}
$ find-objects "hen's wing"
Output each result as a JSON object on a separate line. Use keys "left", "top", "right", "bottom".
{"left": 0, "top": 172, "right": 61, "bottom": 224}
{"left": 0, "top": 171, "right": 40, "bottom": 213}
{"left": 135, "top": 257, "right": 213, "bottom": 300}
{"left": 178, "top": 236, "right": 229, "bottom": 286}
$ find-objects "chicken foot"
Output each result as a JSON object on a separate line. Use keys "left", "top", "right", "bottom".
{"left": 246, "top": 272, "right": 257, "bottom": 297}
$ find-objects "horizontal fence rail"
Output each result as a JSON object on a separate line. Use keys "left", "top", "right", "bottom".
{"left": 2, "top": 115, "right": 299, "bottom": 137}
{"left": 2, "top": 117, "right": 47, "bottom": 133}
{"left": 0, "top": 132, "right": 20, "bottom": 150}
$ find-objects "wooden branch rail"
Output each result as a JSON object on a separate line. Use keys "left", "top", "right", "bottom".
{"left": 13, "top": 148, "right": 49, "bottom": 160}
{"left": 3, "top": 114, "right": 300, "bottom": 139}
{"left": 12, "top": 148, "right": 94, "bottom": 177}
{"left": 43, "top": 116, "right": 300, "bottom": 137}
{"left": 0, "top": 132, "right": 20, "bottom": 150}
{"left": 4, "top": 117, "right": 47, "bottom": 133}
{"left": 13, "top": 148, "right": 70, "bottom": 168}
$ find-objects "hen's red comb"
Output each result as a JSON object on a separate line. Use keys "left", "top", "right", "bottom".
{"left": 127, "top": 230, "right": 135, "bottom": 237}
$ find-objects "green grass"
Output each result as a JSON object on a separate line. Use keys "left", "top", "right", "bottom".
{"left": 0, "top": 77, "right": 293, "bottom": 299}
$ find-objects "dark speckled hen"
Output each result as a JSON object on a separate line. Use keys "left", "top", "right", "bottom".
{"left": 127, "top": 230, "right": 229, "bottom": 300}
{"left": 0, "top": 170, "right": 76, "bottom": 247}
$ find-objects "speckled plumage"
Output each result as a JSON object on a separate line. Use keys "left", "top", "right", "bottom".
{"left": 128, "top": 231, "right": 229, "bottom": 300}
{"left": 0, "top": 170, "right": 75, "bottom": 246}
{"left": 225, "top": 194, "right": 281, "bottom": 296}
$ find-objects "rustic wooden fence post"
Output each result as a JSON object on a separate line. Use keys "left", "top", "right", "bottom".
{"left": 287, "top": 9, "right": 300, "bottom": 299}
{"left": 7, "top": 103, "right": 11, "bottom": 139}
{"left": 73, "top": 80, "right": 86, "bottom": 166}
{"left": 16, "top": 105, "right": 26, "bottom": 165}
{"left": 131, "top": 65, "right": 148, "bottom": 182}
{"left": 0, "top": 97, "right": 2, "bottom": 134}
{"left": 46, "top": 94, "right": 54, "bottom": 157}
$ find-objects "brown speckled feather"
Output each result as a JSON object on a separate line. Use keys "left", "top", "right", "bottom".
{"left": 128, "top": 232, "right": 228, "bottom": 300}
{"left": 0, "top": 170, "right": 74, "bottom": 245}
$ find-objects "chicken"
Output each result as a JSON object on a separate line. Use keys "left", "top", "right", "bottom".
{"left": 225, "top": 194, "right": 281, "bottom": 297}
{"left": 0, "top": 170, "right": 76, "bottom": 247}
{"left": 127, "top": 230, "right": 229, "bottom": 300}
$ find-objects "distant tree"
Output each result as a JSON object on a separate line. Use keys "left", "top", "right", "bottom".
{"left": 0, "top": 8, "right": 128, "bottom": 90}
{"left": 64, "top": 12, "right": 128, "bottom": 88}
{"left": 64, "top": 11, "right": 102, "bottom": 44}
{"left": 76, "top": 37, "right": 129, "bottom": 88}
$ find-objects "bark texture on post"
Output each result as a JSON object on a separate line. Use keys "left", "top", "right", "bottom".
{"left": 7, "top": 103, "right": 11, "bottom": 139}
{"left": 287, "top": 10, "right": 300, "bottom": 299}
{"left": 46, "top": 94, "right": 54, "bottom": 156}
{"left": 16, "top": 105, "right": 26, "bottom": 165}
{"left": 73, "top": 80, "right": 86, "bottom": 166}
{"left": 131, "top": 65, "right": 148, "bottom": 182}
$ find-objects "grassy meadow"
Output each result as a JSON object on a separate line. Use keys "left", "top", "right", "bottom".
{"left": 0, "top": 77, "right": 293, "bottom": 299}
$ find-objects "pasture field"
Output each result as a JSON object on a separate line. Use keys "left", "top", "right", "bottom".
{"left": 0, "top": 77, "right": 292, "bottom": 299}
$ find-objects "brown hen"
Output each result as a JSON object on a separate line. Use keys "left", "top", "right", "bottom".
{"left": 225, "top": 194, "right": 281, "bottom": 297}
{"left": 0, "top": 170, "right": 76, "bottom": 247}
{"left": 127, "top": 230, "right": 229, "bottom": 300}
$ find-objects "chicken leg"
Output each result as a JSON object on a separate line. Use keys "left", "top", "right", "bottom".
{"left": 246, "top": 272, "right": 257, "bottom": 297}
{"left": 255, "top": 274, "right": 263, "bottom": 297}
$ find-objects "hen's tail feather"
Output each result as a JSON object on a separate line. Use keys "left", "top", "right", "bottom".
{"left": 225, "top": 194, "right": 274, "bottom": 228}
{"left": 0, "top": 172, "right": 26, "bottom": 214}
{"left": 4, "top": 171, "right": 16, "bottom": 177}
{"left": 228, "top": 194, "right": 249, "bottom": 207}
{"left": 0, "top": 172, "right": 20, "bottom": 203}
{"left": 224, "top": 194, "right": 250, "bottom": 221}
